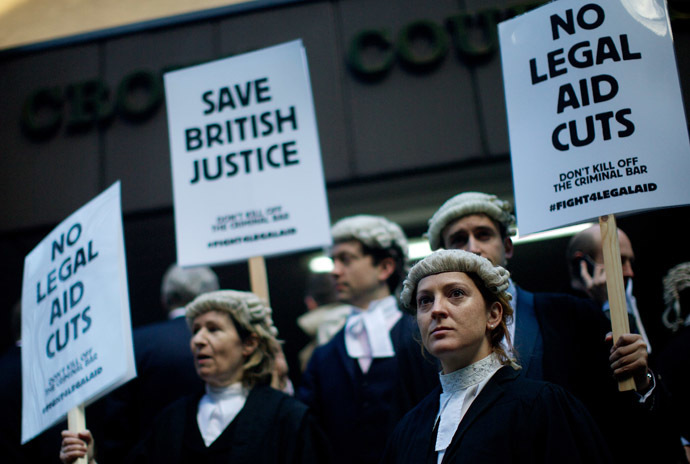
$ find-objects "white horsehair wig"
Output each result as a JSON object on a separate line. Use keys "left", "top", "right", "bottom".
{"left": 400, "top": 249, "right": 511, "bottom": 312}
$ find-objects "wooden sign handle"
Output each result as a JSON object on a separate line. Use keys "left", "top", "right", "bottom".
{"left": 599, "top": 214, "right": 636, "bottom": 392}
{"left": 68, "top": 404, "right": 88, "bottom": 464}
{"left": 249, "top": 256, "right": 270, "bottom": 305}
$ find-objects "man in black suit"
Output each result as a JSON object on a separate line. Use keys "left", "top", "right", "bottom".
{"left": 0, "top": 301, "right": 66, "bottom": 463}
{"left": 298, "top": 215, "right": 437, "bottom": 464}
{"left": 566, "top": 223, "right": 652, "bottom": 351}
{"left": 425, "top": 191, "right": 682, "bottom": 463}
{"left": 657, "top": 262, "right": 690, "bottom": 461}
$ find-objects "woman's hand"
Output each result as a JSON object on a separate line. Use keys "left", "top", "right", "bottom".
{"left": 60, "top": 429, "right": 96, "bottom": 464}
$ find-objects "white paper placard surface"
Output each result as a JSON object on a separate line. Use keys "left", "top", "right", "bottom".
{"left": 21, "top": 182, "right": 135, "bottom": 443}
{"left": 165, "top": 39, "right": 332, "bottom": 266}
{"left": 499, "top": 0, "right": 690, "bottom": 234}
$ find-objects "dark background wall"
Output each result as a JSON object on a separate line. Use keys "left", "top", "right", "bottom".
{"left": 1, "top": 0, "right": 690, "bottom": 383}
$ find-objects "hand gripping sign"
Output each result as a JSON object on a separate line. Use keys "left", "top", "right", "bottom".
{"left": 21, "top": 182, "right": 135, "bottom": 445}
{"left": 499, "top": 0, "right": 690, "bottom": 235}
{"left": 499, "top": 0, "right": 690, "bottom": 390}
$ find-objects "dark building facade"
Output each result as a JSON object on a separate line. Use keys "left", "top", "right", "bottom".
{"left": 1, "top": 0, "right": 689, "bottom": 364}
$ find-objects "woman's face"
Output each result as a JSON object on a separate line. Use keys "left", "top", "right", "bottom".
{"left": 415, "top": 272, "right": 502, "bottom": 374}
{"left": 190, "top": 310, "right": 256, "bottom": 387}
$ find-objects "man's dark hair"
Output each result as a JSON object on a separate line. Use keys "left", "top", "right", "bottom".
{"left": 491, "top": 216, "right": 509, "bottom": 241}
{"left": 358, "top": 241, "right": 407, "bottom": 294}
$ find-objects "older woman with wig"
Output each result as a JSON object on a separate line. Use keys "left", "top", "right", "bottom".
{"left": 60, "top": 290, "right": 330, "bottom": 464}
{"left": 381, "top": 250, "right": 611, "bottom": 464}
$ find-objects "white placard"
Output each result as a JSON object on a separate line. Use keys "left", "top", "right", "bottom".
{"left": 21, "top": 182, "right": 135, "bottom": 443}
{"left": 164, "top": 39, "right": 332, "bottom": 266}
{"left": 499, "top": 0, "right": 690, "bottom": 235}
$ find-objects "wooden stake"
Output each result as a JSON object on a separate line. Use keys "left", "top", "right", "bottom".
{"left": 599, "top": 214, "right": 636, "bottom": 392}
{"left": 67, "top": 404, "right": 88, "bottom": 464}
{"left": 249, "top": 256, "right": 270, "bottom": 305}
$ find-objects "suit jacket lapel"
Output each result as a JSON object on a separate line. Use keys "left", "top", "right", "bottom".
{"left": 514, "top": 287, "right": 543, "bottom": 379}
{"left": 407, "top": 386, "right": 443, "bottom": 463}
{"left": 226, "top": 385, "right": 282, "bottom": 461}
{"left": 334, "top": 330, "right": 359, "bottom": 382}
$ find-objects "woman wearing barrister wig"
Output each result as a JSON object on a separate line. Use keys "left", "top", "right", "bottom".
{"left": 60, "top": 290, "right": 330, "bottom": 464}
{"left": 381, "top": 249, "right": 611, "bottom": 464}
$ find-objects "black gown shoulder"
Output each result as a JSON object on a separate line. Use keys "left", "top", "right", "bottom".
{"left": 382, "top": 366, "right": 612, "bottom": 464}
{"left": 125, "top": 383, "right": 331, "bottom": 464}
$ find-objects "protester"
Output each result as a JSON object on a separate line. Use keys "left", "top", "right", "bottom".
{"left": 97, "top": 264, "right": 219, "bottom": 462}
{"left": 0, "top": 301, "right": 24, "bottom": 462}
{"left": 382, "top": 249, "right": 612, "bottom": 463}
{"left": 425, "top": 191, "right": 682, "bottom": 463}
{"left": 656, "top": 262, "right": 690, "bottom": 462}
{"left": 296, "top": 273, "right": 349, "bottom": 371}
{"left": 0, "top": 301, "right": 65, "bottom": 464}
{"left": 566, "top": 224, "right": 652, "bottom": 351}
{"left": 298, "top": 215, "right": 438, "bottom": 464}
{"left": 60, "top": 290, "right": 330, "bottom": 464}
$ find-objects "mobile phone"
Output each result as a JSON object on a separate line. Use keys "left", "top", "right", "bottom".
{"left": 579, "top": 254, "right": 597, "bottom": 276}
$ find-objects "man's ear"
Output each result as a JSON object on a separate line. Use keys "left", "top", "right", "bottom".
{"left": 570, "top": 251, "right": 585, "bottom": 275}
{"left": 503, "top": 237, "right": 514, "bottom": 260}
{"left": 377, "top": 257, "right": 396, "bottom": 283}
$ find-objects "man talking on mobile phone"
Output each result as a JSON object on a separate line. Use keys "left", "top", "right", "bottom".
{"left": 566, "top": 224, "right": 651, "bottom": 352}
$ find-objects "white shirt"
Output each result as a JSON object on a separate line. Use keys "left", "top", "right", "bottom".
{"left": 197, "top": 382, "right": 248, "bottom": 446}
{"left": 344, "top": 295, "right": 402, "bottom": 373}
{"left": 435, "top": 354, "right": 503, "bottom": 463}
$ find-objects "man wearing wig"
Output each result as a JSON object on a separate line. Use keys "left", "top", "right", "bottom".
{"left": 298, "top": 215, "right": 438, "bottom": 464}
{"left": 425, "top": 191, "right": 681, "bottom": 463}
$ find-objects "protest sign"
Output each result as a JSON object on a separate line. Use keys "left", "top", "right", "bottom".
{"left": 499, "top": 0, "right": 690, "bottom": 235}
{"left": 164, "top": 39, "right": 332, "bottom": 267}
{"left": 21, "top": 181, "right": 135, "bottom": 443}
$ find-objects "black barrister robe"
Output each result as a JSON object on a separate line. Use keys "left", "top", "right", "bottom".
{"left": 381, "top": 366, "right": 612, "bottom": 464}
{"left": 124, "top": 384, "right": 331, "bottom": 464}
{"left": 298, "top": 314, "right": 439, "bottom": 464}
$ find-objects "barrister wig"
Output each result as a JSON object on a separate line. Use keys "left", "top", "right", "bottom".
{"left": 186, "top": 290, "right": 280, "bottom": 387}
{"left": 662, "top": 262, "right": 690, "bottom": 332}
{"left": 426, "top": 192, "right": 516, "bottom": 251}
{"left": 331, "top": 214, "right": 409, "bottom": 292}
{"left": 400, "top": 249, "right": 518, "bottom": 368}
{"left": 331, "top": 215, "right": 409, "bottom": 258}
